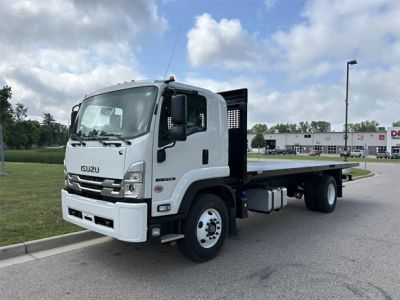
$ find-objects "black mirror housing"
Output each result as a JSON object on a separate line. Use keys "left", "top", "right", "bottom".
{"left": 71, "top": 110, "right": 78, "bottom": 128}
{"left": 171, "top": 125, "right": 187, "bottom": 141}
{"left": 171, "top": 95, "right": 187, "bottom": 124}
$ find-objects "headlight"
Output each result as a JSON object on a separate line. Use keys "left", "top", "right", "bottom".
{"left": 124, "top": 161, "right": 144, "bottom": 199}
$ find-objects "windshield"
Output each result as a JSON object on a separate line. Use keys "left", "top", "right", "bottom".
{"left": 72, "top": 86, "right": 158, "bottom": 140}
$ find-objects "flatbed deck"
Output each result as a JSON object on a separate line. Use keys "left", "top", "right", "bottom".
{"left": 246, "top": 160, "right": 358, "bottom": 181}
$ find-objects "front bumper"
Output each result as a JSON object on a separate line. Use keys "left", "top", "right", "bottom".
{"left": 61, "top": 190, "right": 147, "bottom": 242}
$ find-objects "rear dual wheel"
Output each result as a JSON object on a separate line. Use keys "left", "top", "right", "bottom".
{"left": 304, "top": 175, "right": 337, "bottom": 213}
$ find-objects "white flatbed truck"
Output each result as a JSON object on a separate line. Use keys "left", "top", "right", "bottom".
{"left": 62, "top": 79, "right": 358, "bottom": 262}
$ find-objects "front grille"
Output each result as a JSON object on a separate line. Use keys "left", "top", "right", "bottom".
{"left": 67, "top": 173, "right": 123, "bottom": 198}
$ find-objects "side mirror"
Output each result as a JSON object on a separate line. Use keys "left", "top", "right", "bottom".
{"left": 171, "top": 95, "right": 187, "bottom": 124}
{"left": 171, "top": 125, "right": 187, "bottom": 141}
{"left": 71, "top": 110, "right": 78, "bottom": 127}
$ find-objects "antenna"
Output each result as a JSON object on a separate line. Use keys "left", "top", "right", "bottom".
{"left": 164, "top": 29, "right": 181, "bottom": 80}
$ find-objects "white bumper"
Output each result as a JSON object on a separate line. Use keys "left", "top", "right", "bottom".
{"left": 62, "top": 190, "right": 147, "bottom": 242}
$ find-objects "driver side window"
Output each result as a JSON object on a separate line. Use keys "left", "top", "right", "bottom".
{"left": 158, "top": 93, "right": 207, "bottom": 148}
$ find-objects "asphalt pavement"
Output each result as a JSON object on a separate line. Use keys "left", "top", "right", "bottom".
{"left": 1, "top": 162, "right": 399, "bottom": 299}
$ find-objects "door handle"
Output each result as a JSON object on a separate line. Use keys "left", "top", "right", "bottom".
{"left": 202, "top": 149, "right": 209, "bottom": 165}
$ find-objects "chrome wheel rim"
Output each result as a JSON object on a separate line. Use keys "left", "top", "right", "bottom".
{"left": 196, "top": 208, "right": 222, "bottom": 249}
{"left": 327, "top": 183, "right": 336, "bottom": 206}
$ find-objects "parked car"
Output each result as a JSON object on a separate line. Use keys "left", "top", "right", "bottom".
{"left": 350, "top": 149, "right": 365, "bottom": 158}
{"left": 283, "top": 149, "right": 297, "bottom": 155}
{"left": 309, "top": 150, "right": 321, "bottom": 156}
{"left": 265, "top": 149, "right": 276, "bottom": 155}
{"left": 340, "top": 150, "right": 351, "bottom": 157}
{"left": 391, "top": 153, "right": 400, "bottom": 159}
{"left": 275, "top": 149, "right": 286, "bottom": 155}
{"left": 376, "top": 152, "right": 390, "bottom": 159}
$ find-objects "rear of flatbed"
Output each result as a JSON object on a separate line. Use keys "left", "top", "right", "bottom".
{"left": 219, "top": 87, "right": 359, "bottom": 214}
{"left": 247, "top": 160, "right": 358, "bottom": 180}
{"left": 170, "top": 87, "right": 360, "bottom": 261}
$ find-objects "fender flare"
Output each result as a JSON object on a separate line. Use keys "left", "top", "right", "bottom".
{"left": 177, "top": 177, "right": 235, "bottom": 218}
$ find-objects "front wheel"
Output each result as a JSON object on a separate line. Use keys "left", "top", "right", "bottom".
{"left": 178, "top": 193, "right": 228, "bottom": 262}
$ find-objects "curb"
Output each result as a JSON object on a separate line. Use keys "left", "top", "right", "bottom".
{"left": 346, "top": 172, "right": 375, "bottom": 182}
{"left": 0, "top": 230, "right": 102, "bottom": 260}
{"left": 352, "top": 172, "right": 375, "bottom": 181}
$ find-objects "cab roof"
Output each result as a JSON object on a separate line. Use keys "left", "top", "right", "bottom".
{"left": 85, "top": 79, "right": 214, "bottom": 99}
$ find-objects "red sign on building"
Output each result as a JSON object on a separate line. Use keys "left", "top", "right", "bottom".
{"left": 379, "top": 134, "right": 385, "bottom": 140}
{"left": 392, "top": 130, "right": 400, "bottom": 139}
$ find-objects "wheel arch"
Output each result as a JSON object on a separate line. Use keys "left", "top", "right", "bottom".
{"left": 177, "top": 178, "right": 235, "bottom": 218}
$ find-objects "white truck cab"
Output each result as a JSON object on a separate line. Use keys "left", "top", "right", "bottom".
{"left": 62, "top": 78, "right": 357, "bottom": 261}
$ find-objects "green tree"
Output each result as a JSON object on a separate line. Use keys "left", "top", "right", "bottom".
{"left": 310, "top": 121, "right": 331, "bottom": 133}
{"left": 269, "top": 123, "right": 291, "bottom": 133}
{"left": 53, "top": 122, "right": 69, "bottom": 145}
{"left": 345, "top": 120, "right": 379, "bottom": 132}
{"left": 249, "top": 123, "right": 268, "bottom": 134}
{"left": 0, "top": 86, "right": 14, "bottom": 144}
{"left": 39, "top": 125, "right": 54, "bottom": 146}
{"left": 21, "top": 120, "right": 41, "bottom": 148}
{"left": 288, "top": 123, "right": 300, "bottom": 133}
{"left": 13, "top": 103, "right": 28, "bottom": 122}
{"left": 299, "top": 121, "right": 311, "bottom": 133}
{"left": 42, "top": 113, "right": 56, "bottom": 127}
{"left": 251, "top": 132, "right": 265, "bottom": 152}
{"left": 393, "top": 121, "right": 400, "bottom": 127}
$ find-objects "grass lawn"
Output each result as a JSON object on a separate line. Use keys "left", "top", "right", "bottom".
{"left": 0, "top": 162, "right": 80, "bottom": 246}
{"left": 5, "top": 148, "right": 65, "bottom": 164}
{"left": 350, "top": 168, "right": 372, "bottom": 177}
{"left": 248, "top": 152, "right": 400, "bottom": 163}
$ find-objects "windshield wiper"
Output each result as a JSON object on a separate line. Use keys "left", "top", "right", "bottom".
{"left": 99, "top": 133, "right": 132, "bottom": 145}
{"left": 84, "top": 136, "right": 112, "bottom": 146}
{"left": 70, "top": 134, "right": 86, "bottom": 146}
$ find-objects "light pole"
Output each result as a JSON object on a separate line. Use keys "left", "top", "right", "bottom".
{"left": 344, "top": 59, "right": 357, "bottom": 161}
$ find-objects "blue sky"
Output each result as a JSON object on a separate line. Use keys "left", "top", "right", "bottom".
{"left": 1, "top": 0, "right": 399, "bottom": 130}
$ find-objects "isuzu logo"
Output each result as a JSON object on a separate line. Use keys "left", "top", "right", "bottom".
{"left": 81, "top": 166, "right": 99, "bottom": 173}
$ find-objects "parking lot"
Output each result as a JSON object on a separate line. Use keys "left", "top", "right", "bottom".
{"left": 1, "top": 162, "right": 399, "bottom": 299}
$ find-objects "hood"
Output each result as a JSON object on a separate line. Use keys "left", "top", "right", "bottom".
{"left": 65, "top": 142, "right": 127, "bottom": 179}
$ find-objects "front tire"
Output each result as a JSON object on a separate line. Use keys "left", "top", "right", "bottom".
{"left": 178, "top": 193, "right": 228, "bottom": 262}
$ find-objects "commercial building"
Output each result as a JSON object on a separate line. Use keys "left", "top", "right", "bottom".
{"left": 248, "top": 127, "right": 400, "bottom": 156}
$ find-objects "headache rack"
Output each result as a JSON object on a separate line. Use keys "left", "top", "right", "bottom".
{"left": 218, "top": 89, "right": 248, "bottom": 183}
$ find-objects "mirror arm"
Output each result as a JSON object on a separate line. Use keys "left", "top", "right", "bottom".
{"left": 157, "top": 141, "right": 176, "bottom": 163}
{"left": 162, "top": 141, "right": 176, "bottom": 151}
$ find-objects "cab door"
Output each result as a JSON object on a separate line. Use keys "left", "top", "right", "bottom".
{"left": 151, "top": 90, "right": 210, "bottom": 216}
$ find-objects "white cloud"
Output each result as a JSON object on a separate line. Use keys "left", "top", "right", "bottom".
{"left": 272, "top": 0, "right": 400, "bottom": 79}
{"left": 187, "top": 13, "right": 266, "bottom": 70}
{"left": 184, "top": 1, "right": 400, "bottom": 129}
{"left": 184, "top": 66, "right": 400, "bottom": 130}
{"left": 0, "top": 0, "right": 167, "bottom": 124}
{"left": 187, "top": 1, "right": 400, "bottom": 79}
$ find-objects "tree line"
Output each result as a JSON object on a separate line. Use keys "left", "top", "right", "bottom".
{"left": 0, "top": 86, "right": 68, "bottom": 149}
